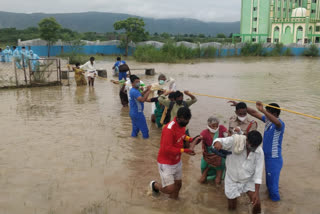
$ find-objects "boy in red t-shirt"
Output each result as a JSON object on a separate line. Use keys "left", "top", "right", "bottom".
{"left": 150, "top": 107, "right": 202, "bottom": 199}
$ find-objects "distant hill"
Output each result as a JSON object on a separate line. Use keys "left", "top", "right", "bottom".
{"left": 0, "top": 11, "right": 240, "bottom": 36}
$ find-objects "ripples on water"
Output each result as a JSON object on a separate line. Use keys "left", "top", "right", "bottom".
{"left": 0, "top": 57, "right": 319, "bottom": 214}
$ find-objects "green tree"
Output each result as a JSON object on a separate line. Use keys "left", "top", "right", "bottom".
{"left": 113, "top": 17, "right": 147, "bottom": 56}
{"left": 216, "top": 33, "right": 226, "bottom": 38}
{"left": 38, "top": 17, "right": 61, "bottom": 57}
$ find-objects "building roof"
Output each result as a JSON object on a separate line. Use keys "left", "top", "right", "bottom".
{"left": 291, "top": 7, "right": 307, "bottom": 18}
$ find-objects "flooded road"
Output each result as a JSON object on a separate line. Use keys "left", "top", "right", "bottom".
{"left": 0, "top": 57, "right": 319, "bottom": 214}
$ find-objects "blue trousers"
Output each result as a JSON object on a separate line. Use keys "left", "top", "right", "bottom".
{"left": 265, "top": 157, "right": 283, "bottom": 201}
{"left": 130, "top": 113, "right": 149, "bottom": 139}
{"left": 119, "top": 72, "right": 127, "bottom": 81}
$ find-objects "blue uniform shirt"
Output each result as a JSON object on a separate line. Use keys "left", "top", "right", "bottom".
{"left": 114, "top": 60, "right": 126, "bottom": 68}
{"left": 262, "top": 116, "right": 285, "bottom": 159}
{"left": 129, "top": 88, "right": 144, "bottom": 115}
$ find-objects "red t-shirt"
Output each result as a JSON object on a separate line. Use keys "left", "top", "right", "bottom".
{"left": 200, "top": 125, "right": 228, "bottom": 147}
{"left": 157, "top": 118, "right": 192, "bottom": 165}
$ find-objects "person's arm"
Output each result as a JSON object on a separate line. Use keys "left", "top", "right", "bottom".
{"left": 79, "top": 62, "right": 88, "bottom": 70}
{"left": 212, "top": 136, "right": 234, "bottom": 151}
{"left": 146, "top": 97, "right": 158, "bottom": 103}
{"left": 256, "top": 101, "right": 282, "bottom": 129}
{"left": 137, "top": 86, "right": 152, "bottom": 102}
{"left": 228, "top": 101, "right": 264, "bottom": 121}
{"left": 184, "top": 91, "right": 197, "bottom": 106}
{"left": 162, "top": 129, "right": 195, "bottom": 156}
{"left": 251, "top": 150, "right": 264, "bottom": 206}
{"left": 158, "top": 91, "right": 172, "bottom": 107}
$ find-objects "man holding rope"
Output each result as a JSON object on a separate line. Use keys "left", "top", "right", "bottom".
{"left": 230, "top": 101, "right": 285, "bottom": 202}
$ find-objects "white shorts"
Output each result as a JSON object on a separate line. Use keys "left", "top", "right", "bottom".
{"left": 224, "top": 173, "right": 255, "bottom": 199}
{"left": 158, "top": 161, "right": 182, "bottom": 188}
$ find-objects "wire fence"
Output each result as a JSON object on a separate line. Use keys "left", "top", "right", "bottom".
{"left": 0, "top": 57, "right": 68, "bottom": 88}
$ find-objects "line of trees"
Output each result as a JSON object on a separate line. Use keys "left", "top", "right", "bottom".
{"left": 0, "top": 17, "right": 235, "bottom": 56}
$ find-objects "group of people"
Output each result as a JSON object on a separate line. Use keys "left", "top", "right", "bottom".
{"left": 148, "top": 100, "right": 285, "bottom": 214}
{"left": 74, "top": 56, "right": 285, "bottom": 213}
{"left": 116, "top": 66, "right": 284, "bottom": 214}
{"left": 0, "top": 46, "right": 40, "bottom": 72}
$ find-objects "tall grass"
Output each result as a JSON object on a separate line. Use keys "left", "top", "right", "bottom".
{"left": 240, "top": 43, "right": 263, "bottom": 56}
{"left": 303, "top": 44, "right": 319, "bottom": 57}
{"left": 134, "top": 42, "right": 216, "bottom": 63}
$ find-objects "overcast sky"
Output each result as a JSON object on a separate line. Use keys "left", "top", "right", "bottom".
{"left": 0, "top": 0, "right": 241, "bottom": 22}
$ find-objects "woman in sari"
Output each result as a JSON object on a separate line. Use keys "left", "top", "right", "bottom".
{"left": 73, "top": 63, "right": 87, "bottom": 86}
{"left": 199, "top": 116, "right": 228, "bottom": 184}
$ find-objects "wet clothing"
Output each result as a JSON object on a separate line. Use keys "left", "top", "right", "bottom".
{"left": 150, "top": 97, "right": 164, "bottom": 128}
{"left": 0, "top": 51, "right": 4, "bottom": 62}
{"left": 229, "top": 115, "right": 257, "bottom": 135}
{"left": 158, "top": 95, "right": 197, "bottom": 122}
{"left": 80, "top": 61, "right": 97, "bottom": 78}
{"left": 157, "top": 118, "right": 193, "bottom": 165}
{"left": 114, "top": 60, "right": 127, "bottom": 80}
{"left": 129, "top": 88, "right": 149, "bottom": 138}
{"left": 13, "top": 49, "right": 21, "bottom": 69}
{"left": 30, "top": 53, "right": 40, "bottom": 72}
{"left": 74, "top": 68, "right": 87, "bottom": 86}
{"left": 200, "top": 126, "right": 228, "bottom": 180}
{"left": 213, "top": 136, "right": 264, "bottom": 199}
{"left": 262, "top": 115, "right": 285, "bottom": 201}
{"left": 158, "top": 161, "right": 182, "bottom": 187}
{"left": 20, "top": 50, "right": 30, "bottom": 68}
{"left": 3, "top": 47, "right": 12, "bottom": 62}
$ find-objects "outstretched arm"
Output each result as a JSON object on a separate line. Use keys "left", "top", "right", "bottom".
{"left": 228, "top": 101, "right": 264, "bottom": 121}
{"left": 256, "top": 101, "right": 282, "bottom": 128}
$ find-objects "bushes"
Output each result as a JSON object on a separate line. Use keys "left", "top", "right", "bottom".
{"left": 134, "top": 42, "right": 216, "bottom": 63}
{"left": 303, "top": 44, "right": 319, "bottom": 57}
{"left": 59, "top": 53, "right": 88, "bottom": 64}
{"left": 240, "top": 43, "right": 263, "bottom": 56}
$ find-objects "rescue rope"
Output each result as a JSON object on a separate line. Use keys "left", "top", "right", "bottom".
{"left": 191, "top": 92, "right": 320, "bottom": 121}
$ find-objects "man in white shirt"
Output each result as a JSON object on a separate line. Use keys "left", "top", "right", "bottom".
{"left": 213, "top": 130, "right": 264, "bottom": 214}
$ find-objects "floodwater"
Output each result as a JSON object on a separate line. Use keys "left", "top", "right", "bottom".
{"left": 0, "top": 57, "right": 319, "bottom": 214}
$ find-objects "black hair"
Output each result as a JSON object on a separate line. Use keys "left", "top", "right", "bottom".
{"left": 117, "top": 57, "right": 121, "bottom": 61}
{"left": 75, "top": 63, "right": 80, "bottom": 67}
{"left": 177, "top": 107, "right": 192, "bottom": 120}
{"left": 13, "top": 46, "right": 16, "bottom": 49}
{"left": 247, "top": 130, "right": 263, "bottom": 148}
{"left": 0, "top": 48, "right": 2, "bottom": 51}
{"left": 90, "top": 57, "right": 95, "bottom": 61}
{"left": 168, "top": 92, "right": 176, "bottom": 100}
{"left": 130, "top": 75, "right": 139, "bottom": 83}
{"left": 266, "top": 103, "right": 281, "bottom": 117}
{"left": 236, "top": 102, "right": 247, "bottom": 111}
{"left": 157, "top": 90, "right": 164, "bottom": 96}
{"left": 22, "top": 46, "right": 25, "bottom": 49}
{"left": 174, "top": 91, "right": 183, "bottom": 99}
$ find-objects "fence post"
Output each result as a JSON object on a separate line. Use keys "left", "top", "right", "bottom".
{"left": 14, "top": 62, "right": 18, "bottom": 87}
{"left": 22, "top": 55, "right": 28, "bottom": 85}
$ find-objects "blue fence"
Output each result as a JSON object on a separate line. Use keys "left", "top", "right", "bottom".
{"left": 14, "top": 45, "right": 319, "bottom": 57}
{"left": 23, "top": 45, "right": 134, "bottom": 56}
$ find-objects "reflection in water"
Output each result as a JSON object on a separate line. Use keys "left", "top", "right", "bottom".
{"left": 0, "top": 57, "right": 319, "bottom": 214}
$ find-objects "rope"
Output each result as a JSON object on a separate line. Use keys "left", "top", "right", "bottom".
{"left": 191, "top": 92, "right": 320, "bottom": 121}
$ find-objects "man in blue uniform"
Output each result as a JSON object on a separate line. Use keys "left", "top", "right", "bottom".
{"left": 247, "top": 101, "right": 285, "bottom": 202}
{"left": 129, "top": 75, "right": 152, "bottom": 139}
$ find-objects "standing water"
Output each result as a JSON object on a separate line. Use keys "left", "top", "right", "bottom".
{"left": 0, "top": 57, "right": 319, "bottom": 214}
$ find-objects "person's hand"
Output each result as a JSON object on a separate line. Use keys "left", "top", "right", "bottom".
{"left": 228, "top": 101, "right": 238, "bottom": 106}
{"left": 186, "top": 149, "right": 196, "bottom": 156}
{"left": 146, "top": 85, "right": 152, "bottom": 91}
{"left": 256, "top": 101, "right": 264, "bottom": 112}
{"left": 193, "top": 135, "right": 203, "bottom": 145}
{"left": 164, "top": 90, "right": 173, "bottom": 96}
{"left": 251, "top": 192, "right": 260, "bottom": 206}
{"left": 184, "top": 90, "right": 191, "bottom": 95}
{"left": 213, "top": 142, "right": 222, "bottom": 150}
{"left": 234, "top": 127, "right": 241, "bottom": 133}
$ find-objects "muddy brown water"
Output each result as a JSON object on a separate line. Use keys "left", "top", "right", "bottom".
{"left": 0, "top": 57, "right": 319, "bottom": 214}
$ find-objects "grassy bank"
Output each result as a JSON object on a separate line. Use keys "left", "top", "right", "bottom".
{"left": 134, "top": 42, "right": 217, "bottom": 63}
